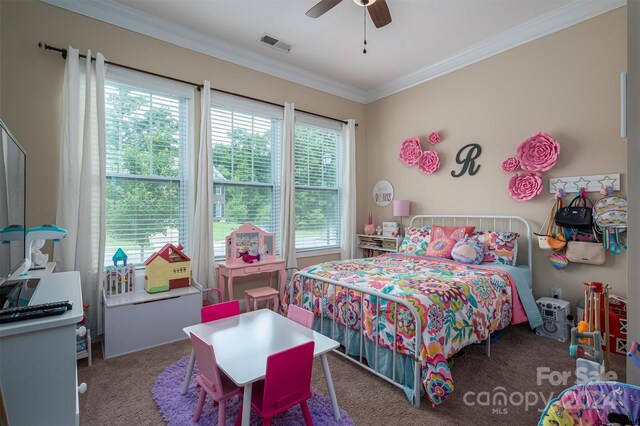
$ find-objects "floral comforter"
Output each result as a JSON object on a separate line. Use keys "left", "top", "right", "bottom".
{"left": 284, "top": 253, "right": 517, "bottom": 405}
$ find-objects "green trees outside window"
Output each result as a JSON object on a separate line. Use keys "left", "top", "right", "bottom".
{"left": 105, "top": 82, "right": 188, "bottom": 264}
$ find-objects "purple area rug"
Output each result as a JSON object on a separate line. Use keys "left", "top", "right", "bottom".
{"left": 152, "top": 356, "right": 355, "bottom": 426}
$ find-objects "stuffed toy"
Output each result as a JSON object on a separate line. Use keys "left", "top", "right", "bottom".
{"left": 241, "top": 244, "right": 261, "bottom": 264}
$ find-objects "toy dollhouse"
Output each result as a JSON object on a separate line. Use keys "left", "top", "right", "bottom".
{"left": 225, "top": 223, "right": 276, "bottom": 265}
{"left": 144, "top": 243, "right": 191, "bottom": 293}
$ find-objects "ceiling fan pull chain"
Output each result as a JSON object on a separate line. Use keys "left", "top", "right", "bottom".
{"left": 363, "top": 4, "right": 367, "bottom": 54}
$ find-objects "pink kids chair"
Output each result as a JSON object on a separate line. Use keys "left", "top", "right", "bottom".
{"left": 191, "top": 332, "right": 242, "bottom": 426}
{"left": 235, "top": 341, "right": 315, "bottom": 426}
{"left": 287, "top": 305, "right": 314, "bottom": 329}
{"left": 201, "top": 300, "right": 240, "bottom": 323}
{"left": 182, "top": 300, "right": 241, "bottom": 395}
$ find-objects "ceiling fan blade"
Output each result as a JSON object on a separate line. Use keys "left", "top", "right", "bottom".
{"left": 305, "top": 0, "right": 343, "bottom": 18}
{"left": 368, "top": 0, "right": 392, "bottom": 28}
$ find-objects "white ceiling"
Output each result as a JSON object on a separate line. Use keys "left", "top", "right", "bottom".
{"left": 43, "top": 0, "right": 625, "bottom": 103}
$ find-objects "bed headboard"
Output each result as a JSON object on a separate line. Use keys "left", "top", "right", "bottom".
{"left": 408, "top": 215, "right": 532, "bottom": 269}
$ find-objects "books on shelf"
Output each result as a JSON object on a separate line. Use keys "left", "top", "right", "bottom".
{"left": 382, "top": 241, "right": 397, "bottom": 249}
{"left": 356, "top": 234, "right": 399, "bottom": 257}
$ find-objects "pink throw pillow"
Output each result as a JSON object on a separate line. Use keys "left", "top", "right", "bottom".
{"left": 425, "top": 238, "right": 456, "bottom": 259}
{"left": 431, "top": 225, "right": 476, "bottom": 242}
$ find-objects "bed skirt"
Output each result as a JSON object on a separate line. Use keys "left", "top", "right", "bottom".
{"left": 313, "top": 317, "right": 420, "bottom": 401}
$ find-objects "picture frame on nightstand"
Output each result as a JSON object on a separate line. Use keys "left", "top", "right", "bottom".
{"left": 382, "top": 222, "right": 398, "bottom": 237}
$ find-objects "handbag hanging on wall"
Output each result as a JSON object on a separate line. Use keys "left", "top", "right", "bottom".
{"left": 555, "top": 193, "right": 594, "bottom": 229}
{"left": 535, "top": 198, "right": 567, "bottom": 250}
{"left": 565, "top": 240, "right": 606, "bottom": 265}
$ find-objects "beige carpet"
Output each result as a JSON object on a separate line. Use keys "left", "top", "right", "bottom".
{"left": 78, "top": 325, "right": 626, "bottom": 425}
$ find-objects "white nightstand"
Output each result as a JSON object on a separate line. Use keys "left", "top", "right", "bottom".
{"left": 356, "top": 234, "right": 400, "bottom": 258}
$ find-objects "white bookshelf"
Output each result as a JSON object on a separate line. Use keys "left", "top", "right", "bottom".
{"left": 356, "top": 234, "right": 400, "bottom": 258}
{"left": 76, "top": 326, "right": 92, "bottom": 366}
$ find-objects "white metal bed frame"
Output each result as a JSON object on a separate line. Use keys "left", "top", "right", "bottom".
{"left": 288, "top": 215, "right": 532, "bottom": 408}
{"left": 408, "top": 215, "right": 532, "bottom": 270}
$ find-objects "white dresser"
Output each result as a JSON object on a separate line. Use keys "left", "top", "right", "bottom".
{"left": 0, "top": 271, "right": 83, "bottom": 425}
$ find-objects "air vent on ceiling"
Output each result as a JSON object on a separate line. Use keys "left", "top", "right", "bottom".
{"left": 260, "top": 34, "right": 293, "bottom": 53}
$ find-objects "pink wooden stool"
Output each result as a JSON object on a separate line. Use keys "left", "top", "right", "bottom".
{"left": 245, "top": 287, "right": 279, "bottom": 312}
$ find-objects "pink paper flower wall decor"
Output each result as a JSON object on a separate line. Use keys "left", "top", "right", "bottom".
{"left": 398, "top": 137, "right": 423, "bottom": 166}
{"left": 501, "top": 156, "right": 520, "bottom": 173}
{"left": 428, "top": 132, "right": 441, "bottom": 145}
{"left": 418, "top": 150, "right": 441, "bottom": 174}
{"left": 516, "top": 132, "right": 560, "bottom": 172}
{"left": 507, "top": 172, "right": 543, "bottom": 201}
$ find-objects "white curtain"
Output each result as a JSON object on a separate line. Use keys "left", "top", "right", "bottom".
{"left": 190, "top": 80, "right": 215, "bottom": 288}
{"left": 280, "top": 102, "right": 297, "bottom": 269}
{"left": 341, "top": 119, "right": 357, "bottom": 259}
{"left": 54, "top": 48, "right": 106, "bottom": 335}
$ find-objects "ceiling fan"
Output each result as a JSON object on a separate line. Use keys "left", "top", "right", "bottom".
{"left": 306, "top": 0, "right": 392, "bottom": 29}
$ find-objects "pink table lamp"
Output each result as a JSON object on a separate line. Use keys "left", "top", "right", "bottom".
{"left": 393, "top": 200, "right": 411, "bottom": 236}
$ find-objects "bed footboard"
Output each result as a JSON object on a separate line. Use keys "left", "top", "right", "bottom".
{"left": 290, "top": 271, "right": 423, "bottom": 408}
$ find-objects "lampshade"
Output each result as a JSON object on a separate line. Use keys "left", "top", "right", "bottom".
{"left": 393, "top": 200, "right": 410, "bottom": 217}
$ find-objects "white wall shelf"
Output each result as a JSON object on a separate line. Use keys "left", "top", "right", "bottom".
{"left": 548, "top": 173, "right": 621, "bottom": 193}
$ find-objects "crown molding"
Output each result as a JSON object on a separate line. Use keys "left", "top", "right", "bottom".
{"left": 41, "top": 0, "right": 625, "bottom": 105}
{"left": 366, "top": 0, "right": 626, "bottom": 102}
{"left": 39, "top": 0, "right": 369, "bottom": 104}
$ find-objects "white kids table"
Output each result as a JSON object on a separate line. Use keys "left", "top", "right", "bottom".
{"left": 182, "top": 309, "right": 340, "bottom": 426}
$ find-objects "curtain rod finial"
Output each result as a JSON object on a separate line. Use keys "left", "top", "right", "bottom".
{"left": 38, "top": 42, "right": 46, "bottom": 50}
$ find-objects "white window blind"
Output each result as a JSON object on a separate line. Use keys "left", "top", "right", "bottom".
{"left": 211, "top": 95, "right": 282, "bottom": 259}
{"left": 294, "top": 116, "right": 342, "bottom": 252}
{"left": 104, "top": 77, "right": 191, "bottom": 266}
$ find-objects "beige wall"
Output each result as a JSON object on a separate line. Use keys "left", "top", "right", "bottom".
{"left": 0, "top": 0, "right": 364, "bottom": 298}
{"left": 626, "top": 1, "right": 639, "bottom": 385}
{"left": 0, "top": 2, "right": 630, "bottom": 310}
{"left": 364, "top": 8, "right": 628, "bottom": 306}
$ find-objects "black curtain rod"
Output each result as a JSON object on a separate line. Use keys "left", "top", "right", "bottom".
{"left": 38, "top": 42, "right": 198, "bottom": 89}
{"left": 38, "top": 42, "right": 357, "bottom": 127}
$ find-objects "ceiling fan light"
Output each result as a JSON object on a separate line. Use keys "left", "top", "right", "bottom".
{"left": 352, "top": 0, "right": 377, "bottom": 7}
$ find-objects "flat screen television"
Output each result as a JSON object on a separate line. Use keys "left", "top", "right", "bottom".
{"left": 0, "top": 119, "right": 27, "bottom": 285}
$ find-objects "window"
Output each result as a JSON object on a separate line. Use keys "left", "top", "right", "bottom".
{"left": 294, "top": 116, "right": 342, "bottom": 252}
{"left": 214, "top": 202, "right": 223, "bottom": 218}
{"left": 104, "top": 71, "right": 193, "bottom": 266}
{"left": 211, "top": 95, "right": 282, "bottom": 258}
{"left": 209, "top": 96, "right": 343, "bottom": 258}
